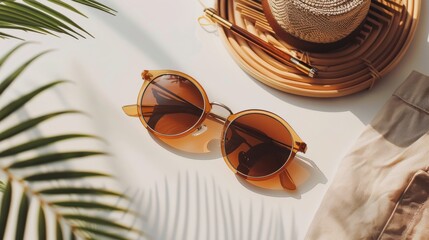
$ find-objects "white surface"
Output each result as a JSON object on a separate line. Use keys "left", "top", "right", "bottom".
{"left": 1, "top": 0, "right": 428, "bottom": 239}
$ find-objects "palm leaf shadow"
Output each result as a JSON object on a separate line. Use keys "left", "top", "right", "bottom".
{"left": 141, "top": 171, "right": 298, "bottom": 240}
{"left": 88, "top": 0, "right": 179, "bottom": 67}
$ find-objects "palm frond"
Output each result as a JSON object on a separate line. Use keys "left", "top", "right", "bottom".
{"left": 16, "top": 191, "right": 30, "bottom": 240}
{"left": 24, "top": 171, "right": 110, "bottom": 181}
{"left": 0, "top": 180, "right": 5, "bottom": 192}
{"left": 64, "top": 214, "right": 140, "bottom": 233}
{"left": 71, "top": 0, "right": 116, "bottom": 14}
{"left": 0, "top": 31, "right": 23, "bottom": 39}
{"left": 0, "top": 42, "right": 31, "bottom": 67}
{"left": 0, "top": 110, "right": 80, "bottom": 142}
{"left": 0, "top": 44, "right": 141, "bottom": 240}
{"left": 48, "top": 0, "right": 87, "bottom": 17}
{"left": 52, "top": 201, "right": 128, "bottom": 212}
{"left": 0, "top": 180, "right": 11, "bottom": 236}
{"left": 38, "top": 206, "right": 47, "bottom": 240}
{"left": 0, "top": 134, "right": 98, "bottom": 157}
{"left": 0, "top": 0, "right": 115, "bottom": 39}
{"left": 75, "top": 226, "right": 130, "bottom": 240}
{"left": 38, "top": 186, "right": 124, "bottom": 198}
{"left": 0, "top": 80, "right": 67, "bottom": 122}
{"left": 0, "top": 45, "right": 51, "bottom": 96}
{"left": 8, "top": 151, "right": 105, "bottom": 169}
{"left": 56, "top": 221, "right": 64, "bottom": 240}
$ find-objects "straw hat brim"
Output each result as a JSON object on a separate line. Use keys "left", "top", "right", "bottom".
{"left": 216, "top": 0, "right": 421, "bottom": 98}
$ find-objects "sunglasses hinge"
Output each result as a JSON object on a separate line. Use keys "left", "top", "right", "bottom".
{"left": 141, "top": 70, "right": 153, "bottom": 81}
{"left": 296, "top": 142, "right": 307, "bottom": 153}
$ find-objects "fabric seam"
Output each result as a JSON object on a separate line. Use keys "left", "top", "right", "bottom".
{"left": 402, "top": 201, "right": 425, "bottom": 240}
{"left": 376, "top": 172, "right": 419, "bottom": 240}
{"left": 376, "top": 186, "right": 407, "bottom": 239}
{"left": 377, "top": 171, "right": 429, "bottom": 240}
{"left": 393, "top": 94, "right": 429, "bottom": 115}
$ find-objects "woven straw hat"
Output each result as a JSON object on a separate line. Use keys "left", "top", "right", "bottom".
{"left": 262, "top": 0, "right": 371, "bottom": 51}
{"left": 215, "top": 0, "right": 421, "bottom": 97}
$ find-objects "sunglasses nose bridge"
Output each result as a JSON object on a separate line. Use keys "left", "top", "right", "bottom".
{"left": 210, "top": 102, "right": 233, "bottom": 115}
{"left": 209, "top": 101, "right": 233, "bottom": 121}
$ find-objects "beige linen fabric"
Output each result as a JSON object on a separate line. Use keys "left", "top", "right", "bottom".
{"left": 306, "top": 71, "right": 429, "bottom": 240}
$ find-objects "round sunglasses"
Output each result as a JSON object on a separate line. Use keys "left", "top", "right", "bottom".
{"left": 122, "top": 70, "right": 307, "bottom": 187}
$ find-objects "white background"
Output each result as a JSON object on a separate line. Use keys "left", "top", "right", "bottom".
{"left": 1, "top": 0, "right": 428, "bottom": 239}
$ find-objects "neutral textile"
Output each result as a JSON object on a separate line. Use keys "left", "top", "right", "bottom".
{"left": 306, "top": 71, "right": 429, "bottom": 240}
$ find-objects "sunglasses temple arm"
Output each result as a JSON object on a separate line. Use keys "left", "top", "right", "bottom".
{"left": 122, "top": 105, "right": 139, "bottom": 117}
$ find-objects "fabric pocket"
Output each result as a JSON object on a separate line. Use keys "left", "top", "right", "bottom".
{"left": 378, "top": 169, "right": 429, "bottom": 240}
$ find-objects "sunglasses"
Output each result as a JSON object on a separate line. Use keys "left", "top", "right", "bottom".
{"left": 122, "top": 70, "right": 307, "bottom": 188}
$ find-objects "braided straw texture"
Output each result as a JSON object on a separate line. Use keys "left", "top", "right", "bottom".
{"left": 268, "top": 0, "right": 371, "bottom": 43}
{"left": 217, "top": 0, "right": 420, "bottom": 97}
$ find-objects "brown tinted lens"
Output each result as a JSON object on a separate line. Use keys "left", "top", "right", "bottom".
{"left": 223, "top": 113, "right": 293, "bottom": 177}
{"left": 141, "top": 74, "right": 205, "bottom": 135}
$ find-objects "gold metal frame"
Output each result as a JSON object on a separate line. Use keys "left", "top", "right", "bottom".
{"left": 122, "top": 70, "right": 212, "bottom": 139}
{"left": 221, "top": 109, "right": 306, "bottom": 181}
{"left": 123, "top": 70, "right": 307, "bottom": 187}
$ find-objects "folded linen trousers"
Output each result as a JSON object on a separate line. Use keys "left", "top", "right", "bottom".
{"left": 306, "top": 71, "right": 429, "bottom": 240}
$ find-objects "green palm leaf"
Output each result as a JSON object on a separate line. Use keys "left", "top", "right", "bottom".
{"left": 0, "top": 42, "right": 31, "bottom": 67}
{"left": 0, "top": 134, "right": 97, "bottom": 157}
{"left": 0, "top": 49, "right": 51, "bottom": 96}
{"left": 0, "top": 180, "right": 11, "bottom": 238}
{"left": 72, "top": 0, "right": 116, "bottom": 14}
{"left": 1, "top": 2, "right": 80, "bottom": 38}
{"left": 38, "top": 206, "right": 47, "bottom": 240}
{"left": 0, "top": 180, "right": 5, "bottom": 192}
{"left": 23, "top": 0, "right": 93, "bottom": 37}
{"left": 56, "top": 221, "right": 64, "bottom": 240}
{"left": 0, "top": 23, "right": 51, "bottom": 36}
{"left": 48, "top": 0, "right": 87, "bottom": 17}
{"left": 0, "top": 0, "right": 115, "bottom": 39}
{"left": 64, "top": 214, "right": 138, "bottom": 232}
{"left": 75, "top": 226, "right": 130, "bottom": 240}
{"left": 16, "top": 191, "right": 30, "bottom": 240}
{"left": 0, "top": 45, "right": 140, "bottom": 239}
{"left": 70, "top": 231, "right": 77, "bottom": 240}
{"left": 38, "top": 187, "right": 124, "bottom": 198}
{"left": 0, "top": 31, "right": 23, "bottom": 40}
{"left": 53, "top": 201, "right": 128, "bottom": 212}
{"left": 0, "top": 15, "right": 58, "bottom": 37}
{"left": 0, "top": 110, "right": 79, "bottom": 142}
{"left": 24, "top": 171, "right": 109, "bottom": 182}
{"left": 0, "top": 80, "right": 67, "bottom": 122}
{"left": 8, "top": 151, "right": 105, "bottom": 169}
